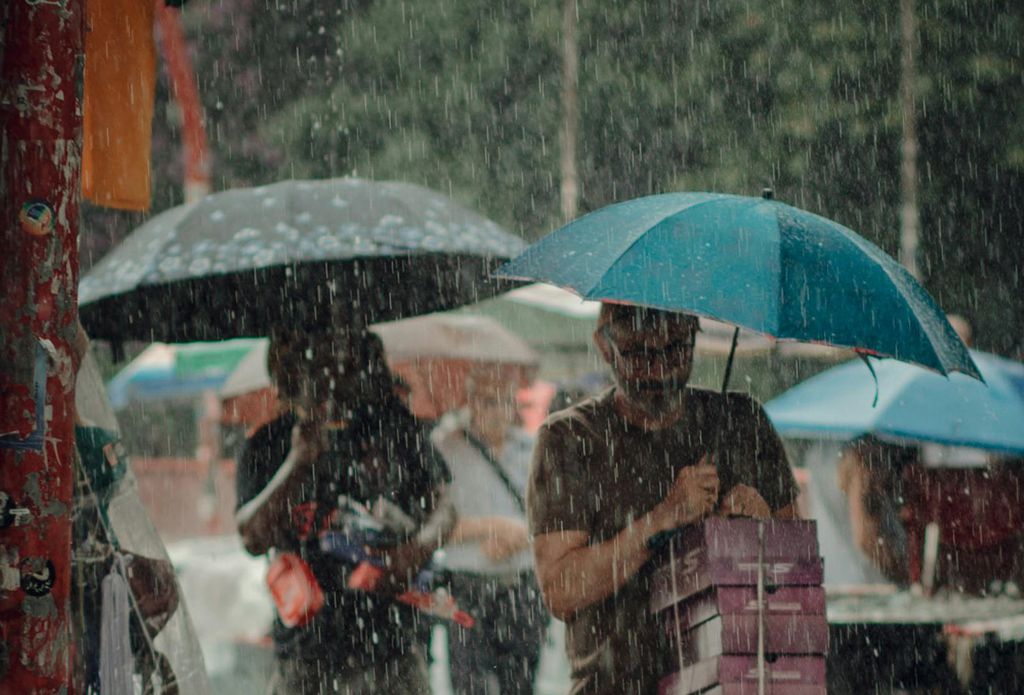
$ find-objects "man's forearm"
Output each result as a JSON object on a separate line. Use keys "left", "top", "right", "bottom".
{"left": 235, "top": 449, "right": 312, "bottom": 554}
{"left": 536, "top": 510, "right": 668, "bottom": 620}
{"left": 449, "top": 516, "right": 519, "bottom": 544}
{"left": 412, "top": 486, "right": 457, "bottom": 551}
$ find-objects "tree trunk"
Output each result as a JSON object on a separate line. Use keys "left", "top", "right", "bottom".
{"left": 0, "top": 0, "right": 84, "bottom": 691}
{"left": 559, "top": 0, "right": 580, "bottom": 222}
{"left": 899, "top": 0, "right": 921, "bottom": 280}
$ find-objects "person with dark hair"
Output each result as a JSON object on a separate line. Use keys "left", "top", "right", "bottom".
{"left": 528, "top": 304, "right": 799, "bottom": 695}
{"left": 837, "top": 437, "right": 912, "bottom": 583}
{"left": 235, "top": 326, "right": 455, "bottom": 694}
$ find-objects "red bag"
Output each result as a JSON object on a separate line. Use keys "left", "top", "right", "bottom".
{"left": 266, "top": 552, "right": 324, "bottom": 628}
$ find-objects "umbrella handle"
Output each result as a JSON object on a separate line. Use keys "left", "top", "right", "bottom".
{"left": 668, "top": 541, "right": 686, "bottom": 682}
{"left": 721, "top": 326, "right": 741, "bottom": 394}
{"left": 757, "top": 520, "right": 766, "bottom": 695}
{"left": 856, "top": 351, "right": 881, "bottom": 407}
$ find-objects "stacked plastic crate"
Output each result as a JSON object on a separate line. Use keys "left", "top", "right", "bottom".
{"left": 650, "top": 518, "right": 828, "bottom": 695}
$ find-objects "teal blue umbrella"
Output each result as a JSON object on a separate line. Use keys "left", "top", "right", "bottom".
{"left": 496, "top": 191, "right": 979, "bottom": 380}
{"left": 765, "top": 351, "right": 1024, "bottom": 454}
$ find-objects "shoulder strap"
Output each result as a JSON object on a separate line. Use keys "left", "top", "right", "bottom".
{"left": 461, "top": 430, "right": 527, "bottom": 513}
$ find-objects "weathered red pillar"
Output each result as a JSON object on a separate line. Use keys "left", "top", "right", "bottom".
{"left": 0, "top": 0, "right": 84, "bottom": 690}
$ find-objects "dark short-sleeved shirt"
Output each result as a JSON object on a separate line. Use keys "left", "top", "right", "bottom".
{"left": 236, "top": 399, "right": 450, "bottom": 666}
{"left": 527, "top": 387, "right": 798, "bottom": 695}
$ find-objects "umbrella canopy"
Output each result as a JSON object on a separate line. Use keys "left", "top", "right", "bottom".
{"left": 107, "top": 339, "right": 260, "bottom": 409}
{"left": 80, "top": 178, "right": 525, "bottom": 343}
{"left": 480, "top": 282, "right": 778, "bottom": 356}
{"left": 765, "top": 351, "right": 1024, "bottom": 454}
{"left": 219, "top": 314, "right": 539, "bottom": 421}
{"left": 219, "top": 314, "right": 538, "bottom": 399}
{"left": 218, "top": 341, "right": 273, "bottom": 401}
{"left": 371, "top": 313, "right": 538, "bottom": 364}
{"left": 496, "top": 191, "right": 978, "bottom": 378}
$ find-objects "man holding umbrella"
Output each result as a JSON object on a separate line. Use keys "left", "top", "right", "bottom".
{"left": 527, "top": 304, "right": 799, "bottom": 695}
{"left": 499, "top": 189, "right": 980, "bottom": 694}
{"left": 235, "top": 326, "right": 456, "bottom": 694}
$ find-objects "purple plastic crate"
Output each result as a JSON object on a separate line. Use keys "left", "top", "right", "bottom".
{"left": 658, "top": 655, "right": 827, "bottom": 695}
{"left": 656, "top": 586, "right": 826, "bottom": 625}
{"left": 664, "top": 613, "right": 830, "bottom": 657}
{"left": 694, "top": 685, "right": 827, "bottom": 695}
{"left": 665, "top": 518, "right": 820, "bottom": 561}
{"left": 650, "top": 557, "right": 824, "bottom": 611}
{"left": 649, "top": 519, "right": 824, "bottom": 611}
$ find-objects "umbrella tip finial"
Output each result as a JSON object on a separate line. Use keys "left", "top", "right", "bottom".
{"left": 761, "top": 187, "right": 774, "bottom": 200}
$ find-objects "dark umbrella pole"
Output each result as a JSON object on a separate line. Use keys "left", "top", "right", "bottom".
{"left": 717, "top": 322, "right": 799, "bottom": 695}
{"left": 720, "top": 326, "right": 741, "bottom": 394}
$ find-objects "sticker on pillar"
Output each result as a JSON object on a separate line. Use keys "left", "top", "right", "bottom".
{"left": 18, "top": 200, "right": 56, "bottom": 237}
{"left": 0, "top": 341, "right": 47, "bottom": 452}
{"left": 0, "top": 549, "right": 21, "bottom": 592}
{"left": 19, "top": 557, "right": 55, "bottom": 597}
{"left": 0, "top": 492, "right": 31, "bottom": 529}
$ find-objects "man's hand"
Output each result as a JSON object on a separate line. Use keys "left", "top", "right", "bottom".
{"left": 653, "top": 457, "right": 719, "bottom": 530}
{"left": 480, "top": 518, "right": 529, "bottom": 561}
{"left": 290, "top": 419, "right": 326, "bottom": 466}
{"left": 716, "top": 484, "right": 771, "bottom": 519}
{"left": 367, "top": 541, "right": 431, "bottom": 594}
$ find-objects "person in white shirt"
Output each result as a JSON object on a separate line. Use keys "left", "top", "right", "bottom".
{"left": 431, "top": 367, "right": 547, "bottom": 695}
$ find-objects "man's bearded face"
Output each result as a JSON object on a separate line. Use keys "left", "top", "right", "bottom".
{"left": 599, "top": 308, "right": 698, "bottom": 413}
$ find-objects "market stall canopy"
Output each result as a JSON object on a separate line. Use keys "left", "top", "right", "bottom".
{"left": 371, "top": 313, "right": 538, "bottom": 364}
{"left": 484, "top": 282, "right": 782, "bottom": 357}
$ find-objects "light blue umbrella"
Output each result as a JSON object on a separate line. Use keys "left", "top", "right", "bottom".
{"left": 107, "top": 339, "right": 261, "bottom": 409}
{"left": 765, "top": 351, "right": 1024, "bottom": 454}
{"left": 496, "top": 191, "right": 979, "bottom": 380}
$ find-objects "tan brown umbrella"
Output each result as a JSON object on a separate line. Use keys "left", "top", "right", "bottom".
{"left": 371, "top": 314, "right": 538, "bottom": 364}
{"left": 495, "top": 282, "right": 778, "bottom": 356}
{"left": 220, "top": 314, "right": 538, "bottom": 423}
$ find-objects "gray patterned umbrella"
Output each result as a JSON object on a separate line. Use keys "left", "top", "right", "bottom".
{"left": 79, "top": 178, "right": 525, "bottom": 342}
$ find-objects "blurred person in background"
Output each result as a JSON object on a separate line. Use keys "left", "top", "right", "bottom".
{"left": 431, "top": 366, "right": 548, "bottom": 695}
{"left": 235, "top": 327, "right": 455, "bottom": 695}
{"left": 836, "top": 437, "right": 913, "bottom": 584}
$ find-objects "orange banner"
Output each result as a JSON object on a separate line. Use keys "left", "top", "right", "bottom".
{"left": 82, "top": 0, "right": 156, "bottom": 211}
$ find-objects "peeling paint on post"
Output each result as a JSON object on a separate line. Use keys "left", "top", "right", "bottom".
{"left": 0, "top": 0, "right": 84, "bottom": 691}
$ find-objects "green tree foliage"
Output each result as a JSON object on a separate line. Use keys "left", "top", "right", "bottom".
{"left": 184, "top": 0, "right": 562, "bottom": 236}
{"left": 83, "top": 0, "right": 1024, "bottom": 354}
